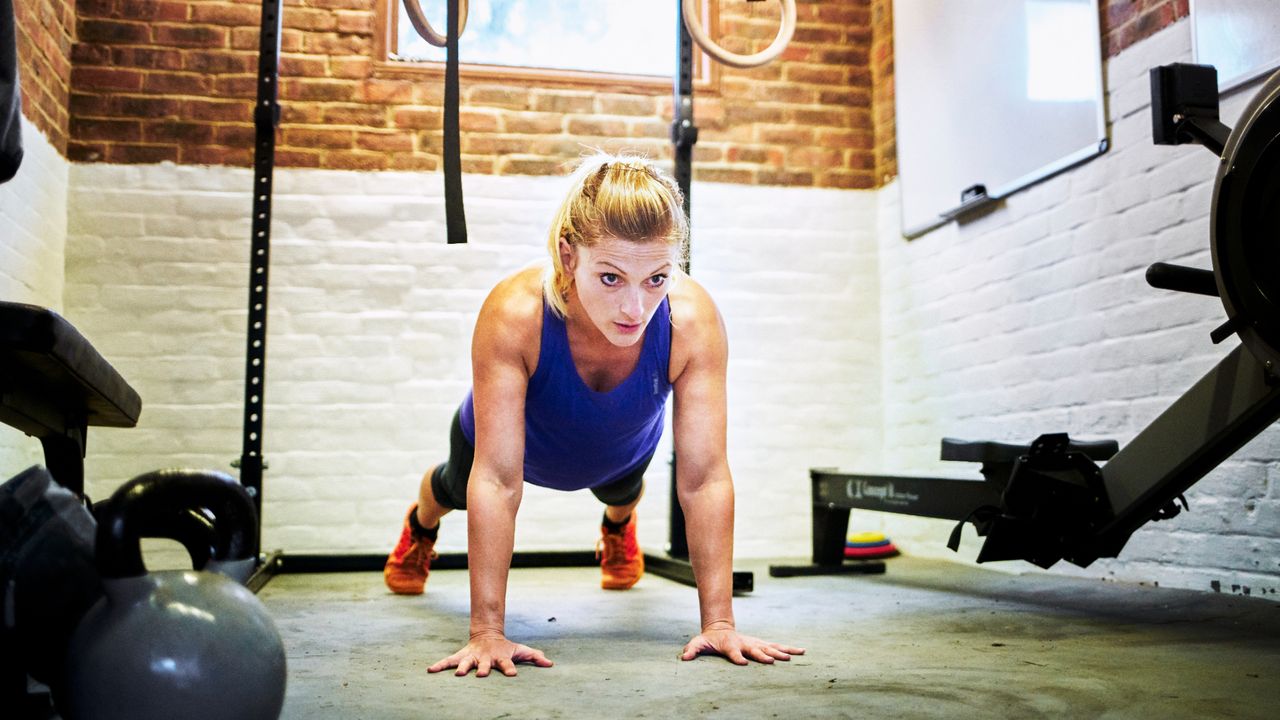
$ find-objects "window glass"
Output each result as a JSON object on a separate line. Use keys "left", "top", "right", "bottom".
{"left": 393, "top": 0, "right": 678, "bottom": 77}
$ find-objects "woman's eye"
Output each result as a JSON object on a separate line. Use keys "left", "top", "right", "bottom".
{"left": 600, "top": 273, "right": 620, "bottom": 286}
{"left": 647, "top": 274, "right": 668, "bottom": 287}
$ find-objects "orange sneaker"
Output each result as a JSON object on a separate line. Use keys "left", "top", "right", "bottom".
{"left": 597, "top": 513, "right": 643, "bottom": 590}
{"left": 384, "top": 506, "right": 438, "bottom": 595}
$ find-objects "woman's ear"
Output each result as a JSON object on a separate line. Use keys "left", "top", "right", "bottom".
{"left": 558, "top": 237, "right": 576, "bottom": 273}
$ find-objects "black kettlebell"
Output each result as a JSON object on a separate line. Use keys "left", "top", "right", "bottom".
{"left": 62, "top": 469, "right": 286, "bottom": 720}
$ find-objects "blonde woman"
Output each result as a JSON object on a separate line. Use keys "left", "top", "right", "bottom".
{"left": 384, "top": 153, "right": 803, "bottom": 676}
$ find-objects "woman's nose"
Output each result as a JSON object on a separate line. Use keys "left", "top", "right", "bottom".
{"left": 620, "top": 287, "right": 643, "bottom": 320}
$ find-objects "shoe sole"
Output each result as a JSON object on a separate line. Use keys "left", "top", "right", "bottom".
{"left": 601, "top": 555, "right": 644, "bottom": 590}
{"left": 601, "top": 577, "right": 641, "bottom": 590}
{"left": 384, "top": 573, "right": 427, "bottom": 595}
{"left": 384, "top": 562, "right": 428, "bottom": 595}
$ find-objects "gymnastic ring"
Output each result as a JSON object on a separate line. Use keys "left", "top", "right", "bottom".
{"left": 401, "top": 0, "right": 469, "bottom": 49}
{"left": 682, "top": 0, "right": 796, "bottom": 69}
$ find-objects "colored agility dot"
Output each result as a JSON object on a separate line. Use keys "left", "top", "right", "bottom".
{"left": 844, "top": 531, "right": 900, "bottom": 559}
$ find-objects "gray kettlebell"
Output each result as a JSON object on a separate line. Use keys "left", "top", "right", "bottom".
{"left": 62, "top": 469, "right": 286, "bottom": 720}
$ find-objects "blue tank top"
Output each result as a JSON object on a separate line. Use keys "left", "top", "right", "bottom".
{"left": 460, "top": 296, "right": 673, "bottom": 491}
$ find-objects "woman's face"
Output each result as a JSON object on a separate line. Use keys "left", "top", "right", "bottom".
{"left": 563, "top": 236, "right": 678, "bottom": 347}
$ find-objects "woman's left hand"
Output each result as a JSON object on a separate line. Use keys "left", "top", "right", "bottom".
{"left": 680, "top": 626, "right": 805, "bottom": 665}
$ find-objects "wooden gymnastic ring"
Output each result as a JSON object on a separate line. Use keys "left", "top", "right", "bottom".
{"left": 682, "top": 0, "right": 796, "bottom": 69}
{"left": 401, "top": 0, "right": 469, "bottom": 48}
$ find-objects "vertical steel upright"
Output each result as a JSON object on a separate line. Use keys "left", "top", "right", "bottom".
{"left": 239, "top": 0, "right": 283, "bottom": 560}
{"left": 668, "top": 1, "right": 700, "bottom": 560}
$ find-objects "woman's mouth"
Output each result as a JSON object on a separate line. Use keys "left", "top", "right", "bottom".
{"left": 615, "top": 321, "right": 642, "bottom": 334}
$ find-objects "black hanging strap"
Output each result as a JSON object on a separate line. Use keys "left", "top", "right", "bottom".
{"left": 443, "top": 0, "right": 467, "bottom": 244}
{"left": 0, "top": 0, "right": 23, "bottom": 184}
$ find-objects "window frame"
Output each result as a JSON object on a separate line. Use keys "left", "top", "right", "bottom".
{"left": 372, "top": 0, "right": 720, "bottom": 94}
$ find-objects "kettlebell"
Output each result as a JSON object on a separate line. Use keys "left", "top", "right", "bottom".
{"left": 62, "top": 469, "right": 286, "bottom": 720}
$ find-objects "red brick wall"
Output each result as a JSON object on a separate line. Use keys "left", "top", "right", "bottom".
{"left": 869, "top": 0, "right": 893, "bottom": 185}
{"left": 12, "top": 0, "right": 75, "bottom": 153}
{"left": 1102, "top": 0, "right": 1189, "bottom": 58}
{"left": 63, "top": 0, "right": 876, "bottom": 188}
{"left": 15, "top": 0, "right": 1191, "bottom": 189}
{"left": 700, "top": 0, "right": 874, "bottom": 188}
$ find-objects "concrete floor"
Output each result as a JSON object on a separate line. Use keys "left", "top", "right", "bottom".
{"left": 259, "top": 557, "right": 1280, "bottom": 719}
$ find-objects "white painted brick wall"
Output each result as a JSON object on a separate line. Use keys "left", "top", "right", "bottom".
{"left": 28, "top": 16, "right": 1275, "bottom": 598}
{"left": 874, "top": 19, "right": 1280, "bottom": 598}
{"left": 63, "top": 164, "right": 881, "bottom": 559}
{"left": 0, "top": 115, "right": 68, "bottom": 476}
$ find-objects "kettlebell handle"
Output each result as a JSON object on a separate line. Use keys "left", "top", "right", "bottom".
{"left": 95, "top": 469, "right": 258, "bottom": 579}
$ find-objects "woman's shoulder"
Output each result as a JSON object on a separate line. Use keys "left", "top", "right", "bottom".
{"left": 667, "top": 272, "right": 722, "bottom": 332}
{"left": 667, "top": 273, "right": 727, "bottom": 379}
{"left": 488, "top": 265, "right": 546, "bottom": 310}
{"left": 476, "top": 265, "right": 546, "bottom": 347}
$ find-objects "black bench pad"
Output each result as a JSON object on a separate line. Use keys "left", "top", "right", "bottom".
{"left": 0, "top": 301, "right": 141, "bottom": 434}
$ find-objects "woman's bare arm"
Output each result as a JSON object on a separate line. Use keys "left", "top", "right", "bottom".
{"left": 428, "top": 270, "right": 553, "bottom": 677}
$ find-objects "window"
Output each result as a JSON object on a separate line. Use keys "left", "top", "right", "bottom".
{"left": 382, "top": 0, "right": 714, "bottom": 85}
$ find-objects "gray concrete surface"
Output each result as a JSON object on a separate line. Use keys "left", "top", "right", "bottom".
{"left": 259, "top": 557, "right": 1280, "bottom": 719}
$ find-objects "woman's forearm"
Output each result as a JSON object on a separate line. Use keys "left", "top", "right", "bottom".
{"left": 678, "top": 471, "right": 736, "bottom": 630}
{"left": 466, "top": 473, "right": 522, "bottom": 637}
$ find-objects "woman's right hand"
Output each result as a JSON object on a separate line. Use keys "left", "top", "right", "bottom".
{"left": 427, "top": 632, "right": 554, "bottom": 677}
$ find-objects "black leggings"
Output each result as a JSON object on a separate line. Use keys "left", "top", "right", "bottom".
{"left": 429, "top": 409, "right": 651, "bottom": 510}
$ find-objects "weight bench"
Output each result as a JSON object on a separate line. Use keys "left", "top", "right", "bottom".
{"left": 0, "top": 301, "right": 142, "bottom": 498}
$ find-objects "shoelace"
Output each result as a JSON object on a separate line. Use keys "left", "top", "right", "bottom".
{"left": 402, "top": 538, "right": 438, "bottom": 564}
{"left": 596, "top": 533, "right": 628, "bottom": 566}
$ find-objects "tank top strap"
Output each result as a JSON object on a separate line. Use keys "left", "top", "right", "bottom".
{"left": 650, "top": 295, "right": 672, "bottom": 383}
{"left": 529, "top": 296, "right": 567, "bottom": 387}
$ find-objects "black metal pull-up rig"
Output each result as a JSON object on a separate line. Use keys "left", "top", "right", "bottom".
{"left": 241, "top": 2, "right": 793, "bottom": 593}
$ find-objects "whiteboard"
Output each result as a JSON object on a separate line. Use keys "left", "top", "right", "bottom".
{"left": 893, "top": 0, "right": 1108, "bottom": 238}
{"left": 1192, "top": 0, "right": 1280, "bottom": 93}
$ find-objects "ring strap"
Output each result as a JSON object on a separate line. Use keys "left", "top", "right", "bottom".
{"left": 444, "top": 0, "right": 467, "bottom": 244}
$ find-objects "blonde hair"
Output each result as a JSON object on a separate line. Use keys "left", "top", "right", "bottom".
{"left": 543, "top": 153, "right": 688, "bottom": 318}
